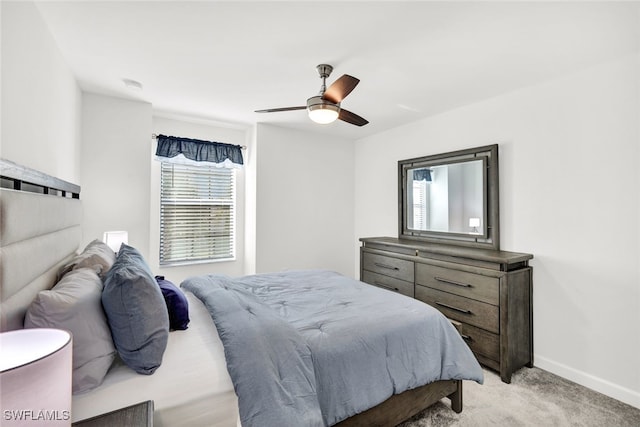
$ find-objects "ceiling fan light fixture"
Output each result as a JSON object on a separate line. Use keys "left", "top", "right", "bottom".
{"left": 255, "top": 65, "right": 367, "bottom": 126}
{"left": 308, "top": 106, "right": 339, "bottom": 124}
{"left": 307, "top": 96, "right": 339, "bottom": 124}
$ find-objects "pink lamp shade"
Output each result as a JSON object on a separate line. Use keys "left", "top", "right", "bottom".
{"left": 0, "top": 328, "right": 72, "bottom": 426}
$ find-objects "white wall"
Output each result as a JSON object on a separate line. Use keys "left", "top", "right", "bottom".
{"left": 150, "top": 114, "right": 250, "bottom": 283}
{"left": 1, "top": 1, "right": 81, "bottom": 183}
{"left": 354, "top": 53, "right": 640, "bottom": 408}
{"left": 255, "top": 124, "right": 355, "bottom": 277}
{"left": 81, "top": 94, "right": 152, "bottom": 255}
{"left": 244, "top": 126, "right": 258, "bottom": 275}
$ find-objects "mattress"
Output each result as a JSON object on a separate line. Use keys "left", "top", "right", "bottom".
{"left": 72, "top": 293, "right": 239, "bottom": 426}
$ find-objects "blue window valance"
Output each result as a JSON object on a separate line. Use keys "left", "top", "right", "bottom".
{"left": 413, "top": 168, "right": 432, "bottom": 182}
{"left": 155, "top": 134, "right": 244, "bottom": 168}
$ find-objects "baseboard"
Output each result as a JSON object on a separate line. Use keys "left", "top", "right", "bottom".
{"left": 534, "top": 355, "right": 640, "bottom": 409}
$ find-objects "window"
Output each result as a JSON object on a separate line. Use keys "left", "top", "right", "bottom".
{"left": 412, "top": 180, "right": 428, "bottom": 229}
{"left": 160, "top": 162, "right": 235, "bottom": 265}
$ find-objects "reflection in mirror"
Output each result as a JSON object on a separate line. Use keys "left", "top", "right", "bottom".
{"left": 406, "top": 159, "right": 485, "bottom": 236}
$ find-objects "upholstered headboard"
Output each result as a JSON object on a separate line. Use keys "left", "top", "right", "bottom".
{"left": 0, "top": 159, "right": 82, "bottom": 331}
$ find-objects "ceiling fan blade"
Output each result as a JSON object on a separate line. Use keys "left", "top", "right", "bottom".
{"left": 339, "top": 108, "right": 369, "bottom": 127}
{"left": 323, "top": 75, "right": 360, "bottom": 104}
{"left": 255, "top": 106, "right": 306, "bottom": 113}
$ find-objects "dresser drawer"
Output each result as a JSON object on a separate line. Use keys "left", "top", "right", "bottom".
{"left": 416, "top": 285, "right": 499, "bottom": 333}
{"left": 362, "top": 270, "right": 414, "bottom": 298}
{"left": 415, "top": 263, "right": 499, "bottom": 305}
{"left": 459, "top": 322, "right": 500, "bottom": 361}
{"left": 362, "top": 252, "right": 414, "bottom": 282}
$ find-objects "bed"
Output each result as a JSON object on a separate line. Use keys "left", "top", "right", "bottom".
{"left": 0, "top": 159, "right": 482, "bottom": 427}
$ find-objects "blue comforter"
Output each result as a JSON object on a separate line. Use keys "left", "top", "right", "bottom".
{"left": 182, "top": 270, "right": 483, "bottom": 427}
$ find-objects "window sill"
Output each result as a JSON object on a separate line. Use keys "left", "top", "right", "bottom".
{"left": 160, "top": 257, "right": 236, "bottom": 268}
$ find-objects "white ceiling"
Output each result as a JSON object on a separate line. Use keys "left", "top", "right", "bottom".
{"left": 34, "top": 1, "right": 639, "bottom": 140}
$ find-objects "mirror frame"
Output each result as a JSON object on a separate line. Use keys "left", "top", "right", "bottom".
{"left": 398, "top": 144, "right": 499, "bottom": 250}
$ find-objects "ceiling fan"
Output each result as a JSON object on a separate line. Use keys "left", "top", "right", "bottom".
{"left": 255, "top": 64, "right": 369, "bottom": 127}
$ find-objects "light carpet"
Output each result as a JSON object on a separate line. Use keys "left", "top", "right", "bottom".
{"left": 399, "top": 367, "right": 640, "bottom": 427}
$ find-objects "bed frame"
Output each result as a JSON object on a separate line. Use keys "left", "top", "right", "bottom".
{"left": 338, "top": 380, "right": 461, "bottom": 426}
{"left": 0, "top": 158, "right": 463, "bottom": 426}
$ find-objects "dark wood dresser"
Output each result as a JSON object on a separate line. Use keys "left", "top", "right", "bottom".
{"left": 360, "top": 237, "right": 533, "bottom": 383}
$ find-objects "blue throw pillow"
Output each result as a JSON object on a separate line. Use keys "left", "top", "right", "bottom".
{"left": 102, "top": 244, "right": 169, "bottom": 375}
{"left": 155, "top": 276, "right": 190, "bottom": 330}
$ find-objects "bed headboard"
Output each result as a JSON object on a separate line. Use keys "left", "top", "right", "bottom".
{"left": 0, "top": 159, "right": 82, "bottom": 331}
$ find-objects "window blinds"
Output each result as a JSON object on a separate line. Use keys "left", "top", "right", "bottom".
{"left": 412, "top": 180, "right": 427, "bottom": 230}
{"left": 160, "top": 162, "right": 235, "bottom": 265}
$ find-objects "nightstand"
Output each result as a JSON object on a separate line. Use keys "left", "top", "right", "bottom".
{"left": 72, "top": 401, "right": 153, "bottom": 427}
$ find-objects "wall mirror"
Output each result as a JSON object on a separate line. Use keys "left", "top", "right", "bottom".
{"left": 398, "top": 144, "right": 499, "bottom": 250}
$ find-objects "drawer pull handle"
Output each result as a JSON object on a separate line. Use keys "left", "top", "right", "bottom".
{"left": 461, "top": 334, "right": 472, "bottom": 341}
{"left": 374, "top": 281, "right": 400, "bottom": 292}
{"left": 374, "top": 262, "right": 399, "bottom": 271}
{"left": 435, "top": 277, "right": 472, "bottom": 288}
{"left": 435, "top": 302, "right": 473, "bottom": 315}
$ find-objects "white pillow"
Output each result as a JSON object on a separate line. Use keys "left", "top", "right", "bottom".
{"left": 58, "top": 239, "right": 116, "bottom": 280}
{"left": 25, "top": 268, "right": 115, "bottom": 394}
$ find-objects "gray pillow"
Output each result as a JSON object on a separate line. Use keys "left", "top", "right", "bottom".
{"left": 58, "top": 239, "right": 116, "bottom": 280}
{"left": 25, "top": 268, "right": 116, "bottom": 394}
{"left": 102, "top": 244, "right": 169, "bottom": 375}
